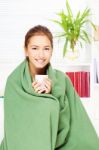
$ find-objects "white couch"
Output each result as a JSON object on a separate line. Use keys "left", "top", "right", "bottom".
{"left": 0, "top": 98, "right": 4, "bottom": 143}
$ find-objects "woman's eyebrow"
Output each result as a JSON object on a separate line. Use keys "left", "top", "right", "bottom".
{"left": 30, "top": 45, "right": 51, "bottom": 47}
{"left": 44, "top": 45, "right": 51, "bottom": 47}
{"left": 30, "top": 45, "right": 38, "bottom": 47}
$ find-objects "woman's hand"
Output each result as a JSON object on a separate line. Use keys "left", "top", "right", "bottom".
{"left": 43, "top": 78, "right": 52, "bottom": 94}
{"left": 32, "top": 78, "right": 52, "bottom": 94}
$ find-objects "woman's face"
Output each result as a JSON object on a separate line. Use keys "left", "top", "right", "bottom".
{"left": 25, "top": 35, "right": 53, "bottom": 70}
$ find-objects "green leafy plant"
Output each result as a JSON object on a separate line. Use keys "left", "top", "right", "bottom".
{"left": 51, "top": 0, "right": 96, "bottom": 57}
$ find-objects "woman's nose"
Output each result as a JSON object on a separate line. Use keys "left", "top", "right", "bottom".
{"left": 38, "top": 50, "right": 44, "bottom": 58}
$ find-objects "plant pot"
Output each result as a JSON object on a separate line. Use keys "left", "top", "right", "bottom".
{"left": 65, "top": 46, "right": 80, "bottom": 60}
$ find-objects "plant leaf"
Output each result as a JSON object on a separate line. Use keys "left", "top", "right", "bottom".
{"left": 80, "top": 34, "right": 88, "bottom": 42}
{"left": 76, "top": 11, "right": 80, "bottom": 19}
{"left": 54, "top": 33, "right": 66, "bottom": 38}
{"left": 87, "top": 20, "right": 96, "bottom": 30}
{"left": 82, "top": 30, "right": 91, "bottom": 43}
{"left": 79, "top": 40, "right": 83, "bottom": 48}
{"left": 63, "top": 39, "right": 68, "bottom": 57}
{"left": 50, "top": 19, "right": 62, "bottom": 26}
{"left": 66, "top": 0, "right": 73, "bottom": 18}
{"left": 79, "top": 8, "right": 91, "bottom": 23}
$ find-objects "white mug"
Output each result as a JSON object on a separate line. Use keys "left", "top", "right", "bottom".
{"left": 35, "top": 75, "right": 48, "bottom": 92}
{"left": 35, "top": 75, "right": 48, "bottom": 82}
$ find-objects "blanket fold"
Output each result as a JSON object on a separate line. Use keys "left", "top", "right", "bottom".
{"left": 0, "top": 59, "right": 99, "bottom": 150}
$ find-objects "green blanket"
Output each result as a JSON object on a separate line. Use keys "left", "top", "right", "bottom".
{"left": 0, "top": 59, "right": 99, "bottom": 150}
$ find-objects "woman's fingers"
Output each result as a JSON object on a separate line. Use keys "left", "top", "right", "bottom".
{"left": 43, "top": 78, "right": 52, "bottom": 94}
{"left": 32, "top": 78, "right": 52, "bottom": 94}
{"left": 37, "top": 88, "right": 46, "bottom": 94}
{"left": 32, "top": 81, "right": 42, "bottom": 92}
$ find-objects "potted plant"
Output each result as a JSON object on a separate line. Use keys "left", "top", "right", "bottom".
{"left": 51, "top": 0, "right": 96, "bottom": 57}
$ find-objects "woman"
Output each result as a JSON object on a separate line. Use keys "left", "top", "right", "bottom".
{"left": 0, "top": 25, "right": 99, "bottom": 150}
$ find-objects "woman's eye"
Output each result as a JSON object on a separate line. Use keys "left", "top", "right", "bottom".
{"left": 44, "top": 48, "right": 50, "bottom": 50}
{"left": 32, "top": 47, "right": 37, "bottom": 50}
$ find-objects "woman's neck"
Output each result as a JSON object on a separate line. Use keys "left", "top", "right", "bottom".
{"left": 28, "top": 61, "right": 47, "bottom": 78}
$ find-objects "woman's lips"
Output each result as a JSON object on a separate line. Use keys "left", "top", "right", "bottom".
{"left": 35, "top": 59, "right": 45, "bottom": 64}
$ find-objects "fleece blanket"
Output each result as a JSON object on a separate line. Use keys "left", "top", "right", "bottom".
{"left": 0, "top": 59, "right": 99, "bottom": 150}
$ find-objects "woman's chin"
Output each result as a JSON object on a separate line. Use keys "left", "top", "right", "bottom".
{"left": 34, "top": 61, "right": 49, "bottom": 69}
{"left": 35, "top": 64, "right": 46, "bottom": 69}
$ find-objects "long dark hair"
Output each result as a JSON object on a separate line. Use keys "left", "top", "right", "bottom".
{"left": 24, "top": 25, "right": 53, "bottom": 48}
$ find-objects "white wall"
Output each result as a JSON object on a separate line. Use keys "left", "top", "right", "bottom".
{"left": 89, "top": 0, "right": 99, "bottom": 25}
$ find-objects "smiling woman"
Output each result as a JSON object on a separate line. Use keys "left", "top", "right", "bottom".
{"left": 24, "top": 25, "right": 53, "bottom": 94}
{"left": 0, "top": 25, "right": 99, "bottom": 150}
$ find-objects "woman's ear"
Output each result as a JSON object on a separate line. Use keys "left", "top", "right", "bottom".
{"left": 51, "top": 49, "right": 53, "bottom": 56}
{"left": 24, "top": 47, "right": 28, "bottom": 57}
